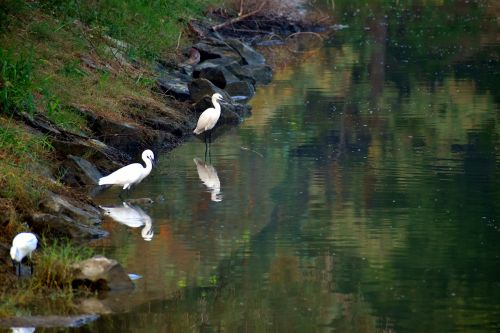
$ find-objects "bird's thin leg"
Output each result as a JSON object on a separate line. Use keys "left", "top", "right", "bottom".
{"left": 30, "top": 256, "right": 34, "bottom": 276}
{"left": 204, "top": 143, "right": 208, "bottom": 162}
{"left": 12, "top": 259, "right": 17, "bottom": 276}
{"left": 17, "top": 262, "right": 21, "bottom": 277}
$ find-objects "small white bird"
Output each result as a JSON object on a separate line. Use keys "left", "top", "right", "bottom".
{"left": 193, "top": 158, "right": 222, "bottom": 202}
{"left": 100, "top": 202, "right": 154, "bottom": 241}
{"left": 193, "top": 93, "right": 224, "bottom": 140}
{"left": 10, "top": 232, "right": 38, "bottom": 276}
{"left": 98, "top": 149, "right": 155, "bottom": 195}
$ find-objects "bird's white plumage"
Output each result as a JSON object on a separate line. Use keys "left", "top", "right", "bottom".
{"left": 194, "top": 158, "right": 222, "bottom": 202}
{"left": 100, "top": 202, "right": 154, "bottom": 241}
{"left": 193, "top": 93, "right": 223, "bottom": 135}
{"left": 10, "top": 232, "right": 37, "bottom": 263}
{"left": 99, "top": 149, "right": 154, "bottom": 190}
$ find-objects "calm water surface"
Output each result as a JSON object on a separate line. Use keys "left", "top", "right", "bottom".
{"left": 61, "top": 1, "right": 499, "bottom": 332}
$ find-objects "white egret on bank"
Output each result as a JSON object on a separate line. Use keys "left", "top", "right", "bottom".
{"left": 193, "top": 157, "right": 222, "bottom": 202}
{"left": 10, "top": 232, "right": 38, "bottom": 276}
{"left": 98, "top": 149, "right": 155, "bottom": 196}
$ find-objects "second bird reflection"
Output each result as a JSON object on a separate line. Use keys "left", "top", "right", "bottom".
{"left": 100, "top": 202, "right": 154, "bottom": 241}
{"left": 193, "top": 158, "right": 222, "bottom": 202}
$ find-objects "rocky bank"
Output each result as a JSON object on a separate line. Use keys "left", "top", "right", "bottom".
{"left": 0, "top": 4, "right": 329, "bottom": 297}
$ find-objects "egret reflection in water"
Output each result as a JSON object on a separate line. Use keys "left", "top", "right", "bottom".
{"left": 100, "top": 202, "right": 154, "bottom": 241}
{"left": 193, "top": 157, "right": 222, "bottom": 202}
{"left": 11, "top": 328, "right": 35, "bottom": 333}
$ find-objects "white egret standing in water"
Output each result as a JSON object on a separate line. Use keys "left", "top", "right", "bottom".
{"left": 98, "top": 149, "right": 155, "bottom": 197}
{"left": 193, "top": 93, "right": 224, "bottom": 159}
{"left": 193, "top": 157, "right": 222, "bottom": 202}
{"left": 10, "top": 232, "right": 38, "bottom": 276}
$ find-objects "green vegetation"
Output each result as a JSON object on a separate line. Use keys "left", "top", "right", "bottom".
{"left": 0, "top": 0, "right": 220, "bottom": 223}
{"left": 34, "top": 238, "right": 94, "bottom": 290}
{"left": 0, "top": 49, "right": 36, "bottom": 116}
{"left": 0, "top": 238, "right": 94, "bottom": 317}
{"left": 0, "top": 0, "right": 221, "bottom": 315}
{"left": 0, "top": 119, "right": 53, "bottom": 239}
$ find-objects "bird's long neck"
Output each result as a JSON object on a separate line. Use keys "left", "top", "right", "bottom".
{"left": 212, "top": 96, "right": 221, "bottom": 114}
{"left": 142, "top": 156, "right": 153, "bottom": 174}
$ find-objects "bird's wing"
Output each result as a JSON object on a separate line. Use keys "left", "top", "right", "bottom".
{"left": 13, "top": 233, "right": 37, "bottom": 249}
{"left": 25, "top": 235, "right": 38, "bottom": 251}
{"left": 194, "top": 108, "right": 216, "bottom": 133}
{"left": 99, "top": 163, "right": 144, "bottom": 185}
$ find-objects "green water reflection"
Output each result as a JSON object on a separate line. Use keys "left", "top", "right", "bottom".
{"left": 84, "top": 1, "right": 499, "bottom": 332}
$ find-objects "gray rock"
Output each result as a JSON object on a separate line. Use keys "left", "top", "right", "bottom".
{"left": 198, "top": 67, "right": 227, "bottom": 88}
{"left": 30, "top": 213, "right": 108, "bottom": 240}
{"left": 245, "top": 64, "right": 273, "bottom": 85}
{"left": 156, "top": 71, "right": 192, "bottom": 101}
{"left": 226, "top": 39, "right": 266, "bottom": 65}
{"left": 225, "top": 81, "right": 255, "bottom": 100}
{"left": 227, "top": 63, "right": 273, "bottom": 85}
{"left": 192, "top": 41, "right": 241, "bottom": 62}
{"left": 51, "top": 137, "right": 129, "bottom": 171}
{"left": 197, "top": 66, "right": 240, "bottom": 89}
{"left": 65, "top": 155, "right": 103, "bottom": 185}
{"left": 188, "top": 78, "right": 231, "bottom": 103}
{"left": 194, "top": 57, "right": 240, "bottom": 71}
{"left": 71, "top": 256, "right": 135, "bottom": 291}
{"left": 40, "top": 192, "right": 101, "bottom": 225}
{"left": 88, "top": 117, "right": 148, "bottom": 154}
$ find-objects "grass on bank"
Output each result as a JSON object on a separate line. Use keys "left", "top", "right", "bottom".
{"left": 0, "top": 0, "right": 220, "bottom": 225}
{"left": 0, "top": 118, "right": 55, "bottom": 241}
{"left": 0, "top": 238, "right": 95, "bottom": 317}
{"left": 1, "top": 0, "right": 220, "bottom": 307}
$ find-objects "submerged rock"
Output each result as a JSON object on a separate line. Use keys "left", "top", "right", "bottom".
{"left": 71, "top": 256, "right": 135, "bottom": 291}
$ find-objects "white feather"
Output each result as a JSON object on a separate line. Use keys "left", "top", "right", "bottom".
{"left": 10, "top": 232, "right": 37, "bottom": 263}
{"left": 99, "top": 149, "right": 154, "bottom": 190}
{"left": 193, "top": 93, "right": 223, "bottom": 135}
